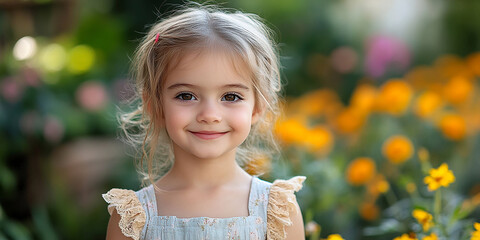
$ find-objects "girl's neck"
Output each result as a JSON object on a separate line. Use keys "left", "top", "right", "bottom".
{"left": 159, "top": 146, "right": 251, "bottom": 189}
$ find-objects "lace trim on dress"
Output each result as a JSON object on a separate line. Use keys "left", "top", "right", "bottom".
{"left": 102, "top": 189, "right": 146, "bottom": 240}
{"left": 266, "top": 176, "right": 306, "bottom": 240}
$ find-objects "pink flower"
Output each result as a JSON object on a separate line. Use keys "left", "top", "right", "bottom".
{"left": 365, "top": 35, "right": 411, "bottom": 78}
{"left": 76, "top": 81, "right": 108, "bottom": 111}
{"left": 1, "top": 77, "right": 24, "bottom": 103}
{"left": 43, "top": 115, "right": 64, "bottom": 143}
{"left": 21, "top": 67, "right": 40, "bottom": 87}
{"left": 331, "top": 46, "right": 358, "bottom": 74}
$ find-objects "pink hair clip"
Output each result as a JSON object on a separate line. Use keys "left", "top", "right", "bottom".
{"left": 154, "top": 33, "right": 160, "bottom": 44}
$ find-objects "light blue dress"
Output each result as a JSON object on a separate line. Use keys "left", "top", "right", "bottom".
{"left": 135, "top": 176, "right": 272, "bottom": 240}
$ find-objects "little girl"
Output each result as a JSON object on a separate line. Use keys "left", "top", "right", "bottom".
{"left": 103, "top": 4, "right": 306, "bottom": 240}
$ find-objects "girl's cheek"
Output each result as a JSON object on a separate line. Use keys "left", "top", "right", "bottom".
{"left": 226, "top": 105, "right": 254, "bottom": 121}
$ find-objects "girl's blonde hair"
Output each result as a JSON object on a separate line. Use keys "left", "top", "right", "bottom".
{"left": 119, "top": 3, "right": 283, "bottom": 187}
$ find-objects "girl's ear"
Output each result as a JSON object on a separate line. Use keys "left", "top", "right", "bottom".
{"left": 143, "top": 92, "right": 166, "bottom": 127}
{"left": 251, "top": 105, "right": 264, "bottom": 125}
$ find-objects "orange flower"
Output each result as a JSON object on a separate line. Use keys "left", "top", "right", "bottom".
{"left": 274, "top": 117, "right": 308, "bottom": 145}
{"left": 334, "top": 107, "right": 367, "bottom": 134}
{"left": 382, "top": 135, "right": 414, "bottom": 164}
{"left": 424, "top": 163, "right": 455, "bottom": 191}
{"left": 434, "top": 55, "right": 472, "bottom": 80}
{"left": 443, "top": 76, "right": 474, "bottom": 105}
{"left": 375, "top": 79, "right": 413, "bottom": 116}
{"left": 346, "top": 157, "right": 376, "bottom": 186}
{"left": 359, "top": 201, "right": 379, "bottom": 221}
{"left": 367, "top": 174, "right": 390, "bottom": 197}
{"left": 350, "top": 84, "right": 377, "bottom": 113}
{"left": 466, "top": 52, "right": 480, "bottom": 76}
{"left": 289, "top": 89, "right": 340, "bottom": 116}
{"left": 438, "top": 113, "right": 466, "bottom": 140}
{"left": 414, "top": 91, "right": 443, "bottom": 119}
{"left": 301, "top": 125, "right": 334, "bottom": 155}
{"left": 245, "top": 155, "right": 271, "bottom": 176}
{"left": 405, "top": 66, "right": 440, "bottom": 92}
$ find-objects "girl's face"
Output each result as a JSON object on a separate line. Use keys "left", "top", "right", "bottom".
{"left": 161, "top": 49, "right": 261, "bottom": 161}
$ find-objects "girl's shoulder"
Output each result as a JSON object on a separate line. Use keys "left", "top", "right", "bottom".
{"left": 102, "top": 186, "right": 150, "bottom": 240}
{"left": 265, "top": 175, "right": 307, "bottom": 239}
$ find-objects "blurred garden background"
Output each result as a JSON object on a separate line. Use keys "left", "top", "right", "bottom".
{"left": 1, "top": 0, "right": 480, "bottom": 239}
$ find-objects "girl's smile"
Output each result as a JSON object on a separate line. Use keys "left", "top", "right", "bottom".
{"left": 189, "top": 131, "right": 229, "bottom": 140}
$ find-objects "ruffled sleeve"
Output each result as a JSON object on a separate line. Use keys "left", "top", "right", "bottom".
{"left": 266, "top": 176, "right": 307, "bottom": 240}
{"left": 102, "top": 188, "right": 146, "bottom": 240}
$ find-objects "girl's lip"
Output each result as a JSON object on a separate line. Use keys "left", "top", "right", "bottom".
{"left": 189, "top": 131, "right": 228, "bottom": 140}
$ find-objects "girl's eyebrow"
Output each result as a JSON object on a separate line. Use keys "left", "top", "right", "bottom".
{"left": 166, "top": 83, "right": 250, "bottom": 90}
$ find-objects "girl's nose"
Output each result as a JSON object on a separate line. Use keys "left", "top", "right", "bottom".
{"left": 196, "top": 100, "right": 222, "bottom": 124}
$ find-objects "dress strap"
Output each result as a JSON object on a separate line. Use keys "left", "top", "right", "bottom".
{"left": 136, "top": 185, "right": 158, "bottom": 219}
{"left": 249, "top": 176, "right": 272, "bottom": 221}
{"left": 134, "top": 185, "right": 158, "bottom": 239}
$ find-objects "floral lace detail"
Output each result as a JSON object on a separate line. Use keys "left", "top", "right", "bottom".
{"left": 102, "top": 189, "right": 146, "bottom": 240}
{"left": 266, "top": 176, "right": 306, "bottom": 240}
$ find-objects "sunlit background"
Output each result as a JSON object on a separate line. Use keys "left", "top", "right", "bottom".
{"left": 1, "top": 0, "right": 480, "bottom": 239}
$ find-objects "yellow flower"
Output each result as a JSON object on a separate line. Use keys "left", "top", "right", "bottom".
{"left": 423, "top": 233, "right": 439, "bottom": 240}
{"left": 382, "top": 135, "right": 414, "bottom": 164}
{"left": 393, "top": 233, "right": 417, "bottom": 240}
{"left": 417, "top": 147, "right": 430, "bottom": 163}
{"left": 326, "top": 234, "right": 344, "bottom": 240}
{"left": 375, "top": 79, "right": 413, "bottom": 116}
{"left": 470, "top": 223, "right": 480, "bottom": 240}
{"left": 406, "top": 182, "right": 417, "bottom": 194}
{"left": 412, "top": 209, "right": 434, "bottom": 232}
{"left": 471, "top": 222, "right": 480, "bottom": 240}
{"left": 438, "top": 113, "right": 467, "bottom": 141}
{"left": 414, "top": 91, "right": 443, "bottom": 119}
{"left": 424, "top": 163, "right": 455, "bottom": 191}
{"left": 346, "top": 157, "right": 376, "bottom": 186}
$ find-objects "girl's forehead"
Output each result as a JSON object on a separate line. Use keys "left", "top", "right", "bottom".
{"left": 177, "top": 48, "right": 244, "bottom": 68}
{"left": 167, "top": 48, "right": 252, "bottom": 84}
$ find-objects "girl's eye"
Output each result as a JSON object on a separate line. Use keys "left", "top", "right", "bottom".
{"left": 175, "top": 93, "right": 197, "bottom": 101}
{"left": 222, "top": 93, "right": 243, "bottom": 102}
